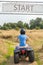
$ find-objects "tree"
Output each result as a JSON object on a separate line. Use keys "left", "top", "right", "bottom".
{"left": 34, "top": 18, "right": 42, "bottom": 27}
{"left": 0, "top": 25, "right": 2, "bottom": 29}
{"left": 8, "top": 23, "right": 17, "bottom": 29}
{"left": 24, "top": 23, "right": 29, "bottom": 29}
{"left": 30, "top": 17, "right": 42, "bottom": 29}
{"left": 2, "top": 26, "right": 9, "bottom": 30}
{"left": 40, "top": 21, "right": 43, "bottom": 29}
{"left": 0, "top": 17, "right": 43, "bottom": 30}
{"left": 30, "top": 19, "right": 35, "bottom": 29}
{"left": 3, "top": 23, "right": 12, "bottom": 29}
{"left": 17, "top": 21, "right": 24, "bottom": 28}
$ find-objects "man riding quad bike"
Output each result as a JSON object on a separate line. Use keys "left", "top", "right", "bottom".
{"left": 14, "top": 28, "right": 35, "bottom": 64}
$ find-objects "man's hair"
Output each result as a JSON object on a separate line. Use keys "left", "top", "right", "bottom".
{"left": 20, "top": 28, "right": 25, "bottom": 34}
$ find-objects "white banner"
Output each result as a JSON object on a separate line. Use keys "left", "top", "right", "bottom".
{"left": 0, "top": 1, "right": 43, "bottom": 14}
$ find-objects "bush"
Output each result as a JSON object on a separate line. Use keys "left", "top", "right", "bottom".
{"left": 15, "top": 27, "right": 19, "bottom": 30}
{"left": 35, "top": 26, "right": 40, "bottom": 30}
{"left": 1, "top": 35, "right": 12, "bottom": 39}
{"left": 2, "top": 26, "right": 9, "bottom": 30}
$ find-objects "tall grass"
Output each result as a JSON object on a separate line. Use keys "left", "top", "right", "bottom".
{"left": 0, "top": 30, "right": 43, "bottom": 65}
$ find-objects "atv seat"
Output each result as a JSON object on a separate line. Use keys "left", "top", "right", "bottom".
{"left": 17, "top": 44, "right": 29, "bottom": 48}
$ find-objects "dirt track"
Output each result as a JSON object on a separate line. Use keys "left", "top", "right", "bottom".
{"left": 6, "top": 56, "right": 38, "bottom": 65}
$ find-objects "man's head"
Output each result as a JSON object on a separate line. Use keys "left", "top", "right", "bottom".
{"left": 20, "top": 28, "right": 25, "bottom": 34}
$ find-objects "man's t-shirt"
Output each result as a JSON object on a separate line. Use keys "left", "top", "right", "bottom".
{"left": 18, "top": 34, "right": 28, "bottom": 46}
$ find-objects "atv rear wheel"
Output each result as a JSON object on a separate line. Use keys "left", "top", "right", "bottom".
{"left": 28, "top": 51, "right": 34, "bottom": 63}
{"left": 14, "top": 53, "right": 19, "bottom": 64}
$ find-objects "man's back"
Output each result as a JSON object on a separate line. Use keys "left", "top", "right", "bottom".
{"left": 18, "top": 34, "right": 27, "bottom": 46}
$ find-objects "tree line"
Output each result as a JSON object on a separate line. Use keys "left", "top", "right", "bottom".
{"left": 0, "top": 21, "right": 29, "bottom": 30}
{"left": 0, "top": 17, "right": 43, "bottom": 30}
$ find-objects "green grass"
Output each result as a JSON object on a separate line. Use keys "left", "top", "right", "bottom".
{"left": 0, "top": 39, "right": 43, "bottom": 65}
{"left": 35, "top": 52, "right": 42, "bottom": 65}
{"left": 0, "top": 61, "right": 6, "bottom": 65}
{"left": 0, "top": 40, "right": 15, "bottom": 65}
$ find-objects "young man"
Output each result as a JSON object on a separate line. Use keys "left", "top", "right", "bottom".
{"left": 17, "top": 28, "right": 29, "bottom": 47}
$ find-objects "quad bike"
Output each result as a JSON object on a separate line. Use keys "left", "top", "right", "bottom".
{"left": 14, "top": 45, "right": 35, "bottom": 64}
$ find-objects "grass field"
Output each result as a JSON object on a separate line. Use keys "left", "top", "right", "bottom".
{"left": 0, "top": 29, "right": 43, "bottom": 65}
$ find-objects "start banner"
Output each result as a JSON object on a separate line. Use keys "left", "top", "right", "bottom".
{"left": 0, "top": 1, "right": 43, "bottom": 14}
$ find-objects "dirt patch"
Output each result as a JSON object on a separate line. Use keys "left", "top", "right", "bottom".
{"left": 6, "top": 56, "right": 38, "bottom": 65}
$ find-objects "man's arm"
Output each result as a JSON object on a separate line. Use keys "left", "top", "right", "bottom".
{"left": 26, "top": 36, "right": 31, "bottom": 43}
{"left": 14, "top": 36, "right": 19, "bottom": 43}
{"left": 26, "top": 36, "right": 29, "bottom": 41}
{"left": 16, "top": 37, "right": 19, "bottom": 42}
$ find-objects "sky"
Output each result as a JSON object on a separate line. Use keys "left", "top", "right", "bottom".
{"left": 0, "top": 0, "right": 43, "bottom": 25}
{"left": 0, "top": 15, "right": 43, "bottom": 25}
{"left": 0, "top": 0, "right": 43, "bottom": 2}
